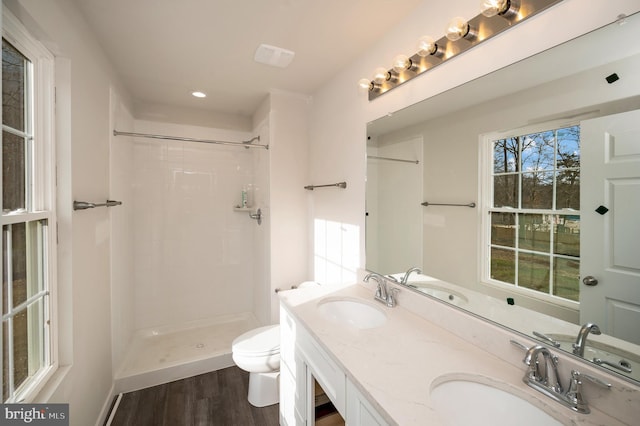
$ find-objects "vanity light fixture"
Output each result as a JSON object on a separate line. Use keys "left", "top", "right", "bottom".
{"left": 360, "top": 0, "right": 563, "bottom": 100}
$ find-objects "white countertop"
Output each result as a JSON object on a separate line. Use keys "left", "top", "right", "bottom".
{"left": 279, "top": 283, "right": 629, "bottom": 425}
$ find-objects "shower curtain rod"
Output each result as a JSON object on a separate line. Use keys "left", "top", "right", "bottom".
{"left": 113, "top": 130, "right": 268, "bottom": 150}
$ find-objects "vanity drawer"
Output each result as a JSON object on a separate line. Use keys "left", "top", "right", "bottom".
{"left": 297, "top": 326, "right": 346, "bottom": 418}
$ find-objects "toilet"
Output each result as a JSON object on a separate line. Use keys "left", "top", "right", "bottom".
{"left": 232, "top": 282, "right": 319, "bottom": 407}
{"left": 232, "top": 324, "right": 281, "bottom": 407}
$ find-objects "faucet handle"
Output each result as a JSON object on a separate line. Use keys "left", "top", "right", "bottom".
{"left": 533, "top": 331, "right": 561, "bottom": 348}
{"left": 572, "top": 370, "right": 611, "bottom": 389}
{"left": 386, "top": 288, "right": 400, "bottom": 307}
{"left": 510, "top": 339, "right": 530, "bottom": 352}
{"left": 364, "top": 273, "right": 386, "bottom": 296}
{"left": 565, "top": 370, "right": 611, "bottom": 414}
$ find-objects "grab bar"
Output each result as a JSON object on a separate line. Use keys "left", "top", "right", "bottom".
{"left": 73, "top": 200, "right": 123, "bottom": 211}
{"left": 421, "top": 201, "right": 475, "bottom": 208}
{"left": 304, "top": 182, "right": 347, "bottom": 191}
{"left": 367, "top": 155, "right": 419, "bottom": 164}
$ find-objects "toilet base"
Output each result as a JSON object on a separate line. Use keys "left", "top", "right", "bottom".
{"left": 247, "top": 371, "right": 279, "bottom": 407}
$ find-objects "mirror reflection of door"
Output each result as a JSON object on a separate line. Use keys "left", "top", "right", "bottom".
{"left": 581, "top": 108, "right": 640, "bottom": 345}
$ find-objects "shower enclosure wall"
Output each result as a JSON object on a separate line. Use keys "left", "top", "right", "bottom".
{"left": 110, "top": 115, "right": 270, "bottom": 392}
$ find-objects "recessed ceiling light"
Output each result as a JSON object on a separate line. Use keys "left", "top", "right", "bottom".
{"left": 192, "top": 91, "right": 207, "bottom": 98}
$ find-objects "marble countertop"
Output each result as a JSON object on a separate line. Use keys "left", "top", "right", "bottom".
{"left": 279, "top": 283, "right": 627, "bottom": 425}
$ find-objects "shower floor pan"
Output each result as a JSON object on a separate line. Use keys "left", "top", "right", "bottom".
{"left": 114, "top": 312, "right": 259, "bottom": 393}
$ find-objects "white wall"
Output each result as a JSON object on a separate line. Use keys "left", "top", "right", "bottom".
{"left": 266, "top": 91, "right": 311, "bottom": 322}
{"left": 308, "top": 0, "right": 640, "bottom": 282}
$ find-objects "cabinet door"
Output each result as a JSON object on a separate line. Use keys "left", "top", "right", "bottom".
{"left": 297, "top": 326, "right": 346, "bottom": 417}
{"left": 280, "top": 366, "right": 299, "bottom": 426}
{"left": 280, "top": 307, "right": 307, "bottom": 425}
{"left": 346, "top": 380, "right": 389, "bottom": 426}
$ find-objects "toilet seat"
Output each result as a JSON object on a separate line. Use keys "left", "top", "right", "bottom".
{"left": 232, "top": 324, "right": 280, "bottom": 358}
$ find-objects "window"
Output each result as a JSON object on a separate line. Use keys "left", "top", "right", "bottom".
{"left": 2, "top": 10, "right": 56, "bottom": 403}
{"left": 481, "top": 123, "right": 580, "bottom": 304}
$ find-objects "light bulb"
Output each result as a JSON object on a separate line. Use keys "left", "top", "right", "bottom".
{"left": 392, "top": 54, "right": 412, "bottom": 73}
{"left": 446, "top": 16, "right": 470, "bottom": 41}
{"left": 358, "top": 78, "right": 373, "bottom": 92}
{"left": 417, "top": 36, "right": 437, "bottom": 57}
{"left": 416, "top": 35, "right": 444, "bottom": 59}
{"left": 480, "top": 0, "right": 508, "bottom": 17}
{"left": 373, "top": 67, "right": 390, "bottom": 84}
{"left": 191, "top": 91, "right": 207, "bottom": 98}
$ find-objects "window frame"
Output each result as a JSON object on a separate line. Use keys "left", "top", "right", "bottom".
{"left": 1, "top": 8, "right": 57, "bottom": 403}
{"left": 479, "top": 118, "right": 580, "bottom": 310}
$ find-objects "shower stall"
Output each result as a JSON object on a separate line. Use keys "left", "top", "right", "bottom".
{"left": 109, "top": 103, "right": 271, "bottom": 392}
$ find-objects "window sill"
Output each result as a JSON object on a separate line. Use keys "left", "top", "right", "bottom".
{"left": 30, "top": 364, "right": 72, "bottom": 403}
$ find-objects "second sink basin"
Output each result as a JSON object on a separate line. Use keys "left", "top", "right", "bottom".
{"left": 430, "top": 377, "right": 563, "bottom": 426}
{"left": 317, "top": 297, "right": 387, "bottom": 329}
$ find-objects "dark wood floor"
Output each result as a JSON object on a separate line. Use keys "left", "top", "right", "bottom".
{"left": 108, "top": 366, "right": 280, "bottom": 426}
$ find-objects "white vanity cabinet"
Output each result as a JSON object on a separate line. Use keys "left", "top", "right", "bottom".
{"left": 345, "top": 380, "right": 389, "bottom": 426}
{"left": 280, "top": 306, "right": 389, "bottom": 426}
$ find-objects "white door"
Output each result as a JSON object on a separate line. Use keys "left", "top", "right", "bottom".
{"left": 581, "top": 109, "right": 640, "bottom": 345}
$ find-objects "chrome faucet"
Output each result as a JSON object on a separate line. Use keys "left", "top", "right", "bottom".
{"left": 513, "top": 340, "right": 611, "bottom": 414}
{"left": 573, "top": 323, "right": 601, "bottom": 357}
{"left": 400, "top": 267, "right": 422, "bottom": 284}
{"left": 364, "top": 273, "right": 399, "bottom": 307}
{"left": 523, "top": 345, "right": 563, "bottom": 393}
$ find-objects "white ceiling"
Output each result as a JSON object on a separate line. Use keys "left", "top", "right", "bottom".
{"left": 72, "top": 0, "right": 424, "bottom": 118}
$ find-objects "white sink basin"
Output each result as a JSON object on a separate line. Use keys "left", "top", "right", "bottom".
{"left": 430, "top": 379, "right": 563, "bottom": 426}
{"left": 317, "top": 297, "right": 387, "bottom": 329}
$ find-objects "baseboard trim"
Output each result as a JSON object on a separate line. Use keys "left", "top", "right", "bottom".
{"left": 95, "top": 383, "right": 116, "bottom": 426}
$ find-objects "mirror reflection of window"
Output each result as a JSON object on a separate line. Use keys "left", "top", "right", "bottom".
{"left": 486, "top": 124, "right": 581, "bottom": 302}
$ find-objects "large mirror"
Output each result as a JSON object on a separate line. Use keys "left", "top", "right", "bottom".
{"left": 366, "top": 12, "right": 640, "bottom": 383}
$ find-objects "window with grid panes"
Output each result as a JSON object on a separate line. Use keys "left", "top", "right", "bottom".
{"left": 483, "top": 124, "right": 580, "bottom": 303}
{"left": 2, "top": 10, "right": 56, "bottom": 403}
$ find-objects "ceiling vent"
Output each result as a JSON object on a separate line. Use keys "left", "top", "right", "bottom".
{"left": 254, "top": 44, "right": 295, "bottom": 68}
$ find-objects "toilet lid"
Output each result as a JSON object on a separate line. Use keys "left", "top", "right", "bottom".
{"left": 232, "top": 324, "right": 280, "bottom": 357}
